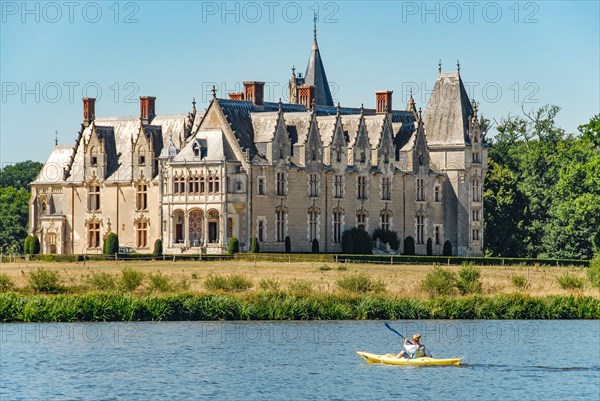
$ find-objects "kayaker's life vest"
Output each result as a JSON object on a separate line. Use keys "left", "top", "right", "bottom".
{"left": 413, "top": 345, "right": 426, "bottom": 358}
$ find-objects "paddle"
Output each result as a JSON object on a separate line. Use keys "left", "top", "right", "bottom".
{"left": 384, "top": 322, "right": 412, "bottom": 345}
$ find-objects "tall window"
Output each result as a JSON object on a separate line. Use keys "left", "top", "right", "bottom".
{"left": 416, "top": 215, "right": 425, "bottom": 244}
{"left": 434, "top": 185, "right": 441, "bottom": 202}
{"left": 309, "top": 173, "right": 319, "bottom": 197}
{"left": 308, "top": 210, "right": 318, "bottom": 240}
{"left": 258, "top": 177, "right": 266, "bottom": 195}
{"left": 472, "top": 179, "right": 481, "bottom": 202}
{"left": 333, "top": 175, "right": 343, "bottom": 198}
{"left": 333, "top": 211, "right": 342, "bottom": 243}
{"left": 214, "top": 177, "right": 220, "bottom": 193}
{"left": 357, "top": 212, "right": 367, "bottom": 231}
{"left": 173, "top": 176, "right": 185, "bottom": 194}
{"left": 416, "top": 178, "right": 425, "bottom": 201}
{"left": 200, "top": 176, "right": 205, "bottom": 193}
{"left": 258, "top": 219, "right": 265, "bottom": 242}
{"left": 276, "top": 210, "right": 286, "bottom": 242}
{"left": 87, "top": 222, "right": 100, "bottom": 248}
{"left": 136, "top": 184, "right": 147, "bottom": 211}
{"left": 88, "top": 185, "right": 100, "bottom": 211}
{"left": 208, "top": 176, "right": 214, "bottom": 193}
{"left": 138, "top": 148, "right": 146, "bottom": 165}
{"left": 434, "top": 225, "right": 441, "bottom": 245}
{"left": 472, "top": 152, "right": 480, "bottom": 163}
{"left": 136, "top": 220, "right": 148, "bottom": 248}
{"left": 188, "top": 176, "right": 199, "bottom": 194}
{"left": 276, "top": 172, "right": 286, "bottom": 196}
{"left": 357, "top": 176, "right": 367, "bottom": 199}
{"left": 381, "top": 177, "right": 391, "bottom": 200}
{"left": 472, "top": 209, "right": 480, "bottom": 221}
{"left": 472, "top": 228, "right": 480, "bottom": 241}
{"left": 381, "top": 212, "right": 390, "bottom": 231}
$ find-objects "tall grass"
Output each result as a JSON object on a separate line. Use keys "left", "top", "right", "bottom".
{"left": 0, "top": 273, "right": 14, "bottom": 292}
{"left": 88, "top": 272, "right": 117, "bottom": 291}
{"left": 456, "top": 265, "right": 483, "bottom": 295}
{"left": 204, "top": 273, "right": 252, "bottom": 292}
{"left": 28, "top": 268, "right": 64, "bottom": 293}
{"left": 147, "top": 272, "right": 172, "bottom": 292}
{"left": 336, "top": 274, "right": 385, "bottom": 294}
{"left": 557, "top": 272, "right": 585, "bottom": 290}
{"left": 119, "top": 268, "right": 144, "bottom": 291}
{"left": 421, "top": 266, "right": 456, "bottom": 296}
{"left": 0, "top": 292, "right": 598, "bottom": 322}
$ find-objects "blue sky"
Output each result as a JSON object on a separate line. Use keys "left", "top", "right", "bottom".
{"left": 1, "top": 0, "right": 599, "bottom": 164}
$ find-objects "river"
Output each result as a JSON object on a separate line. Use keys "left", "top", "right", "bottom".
{"left": 1, "top": 321, "right": 599, "bottom": 400}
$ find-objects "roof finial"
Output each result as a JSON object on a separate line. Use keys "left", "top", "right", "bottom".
{"left": 211, "top": 85, "right": 217, "bottom": 98}
{"left": 418, "top": 107, "right": 423, "bottom": 121}
{"left": 360, "top": 103, "right": 365, "bottom": 115}
{"left": 457, "top": 59, "right": 460, "bottom": 74}
{"left": 55, "top": 131, "right": 58, "bottom": 146}
{"left": 336, "top": 101, "right": 341, "bottom": 116}
{"left": 438, "top": 59, "right": 442, "bottom": 74}
{"left": 192, "top": 97, "right": 196, "bottom": 111}
{"left": 409, "top": 88, "right": 414, "bottom": 99}
{"left": 472, "top": 99, "right": 478, "bottom": 117}
{"left": 278, "top": 98, "right": 283, "bottom": 111}
{"left": 313, "top": 10, "right": 317, "bottom": 39}
{"left": 292, "top": 65, "right": 296, "bottom": 75}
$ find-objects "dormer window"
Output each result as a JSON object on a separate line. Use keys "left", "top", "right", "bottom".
{"left": 311, "top": 150, "right": 316, "bottom": 161}
{"left": 138, "top": 155, "right": 146, "bottom": 165}
{"left": 279, "top": 147, "right": 284, "bottom": 159}
{"left": 474, "top": 134, "right": 478, "bottom": 143}
{"left": 90, "top": 156, "right": 98, "bottom": 166}
{"left": 360, "top": 151, "right": 366, "bottom": 163}
{"left": 336, "top": 150, "right": 341, "bottom": 163}
{"left": 193, "top": 144, "right": 200, "bottom": 157}
{"left": 193, "top": 141, "right": 208, "bottom": 159}
{"left": 384, "top": 152, "right": 389, "bottom": 164}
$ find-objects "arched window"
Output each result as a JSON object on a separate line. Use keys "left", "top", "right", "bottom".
{"left": 138, "top": 147, "right": 146, "bottom": 165}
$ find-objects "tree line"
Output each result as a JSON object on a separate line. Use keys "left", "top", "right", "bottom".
{"left": 0, "top": 107, "right": 598, "bottom": 259}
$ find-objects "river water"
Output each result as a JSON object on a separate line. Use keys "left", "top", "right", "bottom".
{"left": 1, "top": 320, "right": 599, "bottom": 400}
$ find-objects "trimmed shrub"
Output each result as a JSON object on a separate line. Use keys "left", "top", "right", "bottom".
{"left": 443, "top": 240, "right": 452, "bottom": 256}
{"left": 148, "top": 272, "right": 172, "bottom": 292}
{"left": 456, "top": 264, "right": 482, "bottom": 294}
{"left": 421, "top": 266, "right": 456, "bottom": 296}
{"left": 103, "top": 233, "right": 119, "bottom": 256}
{"left": 250, "top": 237, "right": 260, "bottom": 253}
{"left": 285, "top": 236, "right": 291, "bottom": 253}
{"left": 228, "top": 237, "right": 239, "bottom": 255}
{"left": 312, "top": 238, "right": 319, "bottom": 253}
{"left": 426, "top": 238, "right": 433, "bottom": 256}
{"left": 31, "top": 236, "right": 40, "bottom": 255}
{"left": 588, "top": 255, "right": 600, "bottom": 288}
{"left": 341, "top": 228, "right": 372, "bottom": 254}
{"left": 512, "top": 275, "right": 528, "bottom": 290}
{"left": 153, "top": 239, "right": 163, "bottom": 257}
{"left": 372, "top": 229, "right": 400, "bottom": 251}
{"left": 28, "top": 268, "right": 63, "bottom": 293}
{"left": 403, "top": 236, "right": 415, "bottom": 255}
{"left": 23, "top": 236, "right": 32, "bottom": 255}
{"left": 557, "top": 272, "right": 585, "bottom": 290}
{"left": 336, "top": 274, "right": 385, "bottom": 293}
{"left": 119, "top": 268, "right": 144, "bottom": 292}
{"left": 0, "top": 273, "right": 14, "bottom": 292}
{"left": 89, "top": 272, "right": 117, "bottom": 291}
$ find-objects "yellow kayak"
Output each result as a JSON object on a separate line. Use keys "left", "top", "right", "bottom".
{"left": 357, "top": 351, "right": 462, "bottom": 366}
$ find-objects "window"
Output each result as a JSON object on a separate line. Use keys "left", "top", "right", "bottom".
{"left": 311, "top": 149, "right": 317, "bottom": 161}
{"left": 279, "top": 146, "right": 284, "bottom": 159}
{"left": 333, "top": 211, "right": 342, "bottom": 243}
{"left": 138, "top": 155, "right": 146, "bottom": 165}
{"left": 214, "top": 177, "right": 220, "bottom": 193}
{"left": 336, "top": 150, "right": 342, "bottom": 163}
{"left": 333, "top": 175, "right": 343, "bottom": 198}
{"left": 258, "top": 177, "right": 266, "bottom": 195}
{"left": 434, "top": 185, "right": 441, "bottom": 202}
{"left": 434, "top": 225, "right": 441, "bottom": 245}
{"left": 88, "top": 185, "right": 100, "bottom": 211}
{"left": 381, "top": 213, "right": 390, "bottom": 231}
{"left": 416, "top": 178, "right": 425, "bottom": 201}
{"left": 472, "top": 209, "right": 480, "bottom": 221}
{"left": 357, "top": 212, "right": 367, "bottom": 231}
{"left": 136, "top": 220, "right": 148, "bottom": 248}
{"left": 381, "top": 177, "right": 391, "bottom": 200}
{"left": 416, "top": 215, "right": 425, "bottom": 244}
{"left": 384, "top": 151, "right": 389, "bottom": 164}
{"left": 193, "top": 144, "right": 200, "bottom": 157}
{"left": 87, "top": 222, "right": 100, "bottom": 248}
{"left": 308, "top": 210, "right": 318, "bottom": 241}
{"left": 258, "top": 219, "right": 265, "bottom": 242}
{"left": 90, "top": 156, "right": 98, "bottom": 166}
{"left": 276, "top": 172, "right": 286, "bottom": 196}
{"left": 357, "top": 176, "right": 367, "bottom": 200}
{"left": 226, "top": 177, "right": 231, "bottom": 193}
{"left": 136, "top": 184, "right": 148, "bottom": 211}
{"left": 189, "top": 176, "right": 199, "bottom": 194}
{"left": 173, "top": 176, "right": 184, "bottom": 194}
{"left": 309, "top": 173, "right": 319, "bottom": 197}
{"left": 360, "top": 151, "right": 366, "bottom": 163}
{"left": 276, "top": 210, "right": 286, "bottom": 242}
{"left": 236, "top": 181, "right": 242, "bottom": 191}
{"left": 200, "top": 176, "right": 205, "bottom": 193}
{"left": 472, "top": 152, "right": 480, "bottom": 163}
{"left": 472, "top": 228, "right": 480, "bottom": 241}
{"left": 208, "top": 176, "right": 214, "bottom": 193}
{"left": 472, "top": 179, "right": 481, "bottom": 202}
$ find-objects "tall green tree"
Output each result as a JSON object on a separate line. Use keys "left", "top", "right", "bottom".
{"left": 0, "top": 187, "right": 30, "bottom": 253}
{"left": 0, "top": 161, "right": 43, "bottom": 191}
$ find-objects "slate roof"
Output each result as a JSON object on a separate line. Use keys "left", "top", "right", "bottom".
{"left": 304, "top": 34, "right": 334, "bottom": 106}
{"left": 172, "top": 129, "right": 225, "bottom": 163}
{"left": 34, "top": 145, "right": 75, "bottom": 184}
{"left": 423, "top": 72, "right": 474, "bottom": 146}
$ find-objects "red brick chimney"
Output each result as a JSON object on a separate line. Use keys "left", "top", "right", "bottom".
{"left": 243, "top": 81, "right": 264, "bottom": 105}
{"left": 376, "top": 90, "right": 393, "bottom": 114}
{"left": 83, "top": 98, "right": 96, "bottom": 126}
{"left": 228, "top": 92, "right": 245, "bottom": 101}
{"left": 140, "top": 96, "right": 156, "bottom": 124}
{"left": 298, "top": 85, "right": 315, "bottom": 110}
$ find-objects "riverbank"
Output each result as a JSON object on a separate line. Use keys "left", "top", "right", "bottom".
{"left": 1, "top": 292, "right": 598, "bottom": 321}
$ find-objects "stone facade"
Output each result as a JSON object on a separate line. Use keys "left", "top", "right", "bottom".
{"left": 29, "top": 32, "right": 488, "bottom": 256}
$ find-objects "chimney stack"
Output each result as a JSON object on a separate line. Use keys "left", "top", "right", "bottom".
{"left": 228, "top": 92, "right": 244, "bottom": 101}
{"left": 298, "top": 85, "right": 315, "bottom": 110}
{"left": 83, "top": 98, "right": 96, "bottom": 126}
{"left": 243, "top": 81, "right": 264, "bottom": 105}
{"left": 140, "top": 96, "right": 156, "bottom": 124}
{"left": 376, "top": 90, "right": 393, "bottom": 114}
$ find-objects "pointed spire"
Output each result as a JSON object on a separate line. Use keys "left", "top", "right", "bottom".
{"left": 304, "top": 15, "right": 334, "bottom": 106}
{"left": 472, "top": 99, "right": 478, "bottom": 118}
{"left": 211, "top": 85, "right": 217, "bottom": 98}
{"left": 457, "top": 59, "right": 460, "bottom": 74}
{"left": 192, "top": 97, "right": 196, "bottom": 111}
{"left": 313, "top": 11, "right": 317, "bottom": 40}
{"left": 438, "top": 59, "right": 442, "bottom": 74}
{"left": 55, "top": 131, "right": 58, "bottom": 146}
{"left": 418, "top": 107, "right": 423, "bottom": 121}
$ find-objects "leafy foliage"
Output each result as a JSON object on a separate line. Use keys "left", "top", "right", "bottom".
{"left": 588, "top": 255, "right": 600, "bottom": 288}
{"left": 0, "top": 187, "right": 30, "bottom": 253}
{"left": 204, "top": 273, "right": 252, "bottom": 292}
{"left": 28, "top": 268, "right": 64, "bottom": 293}
{"left": 153, "top": 239, "right": 163, "bottom": 257}
{"left": 421, "top": 266, "right": 457, "bottom": 296}
{"left": 0, "top": 161, "right": 43, "bottom": 191}
{"left": 228, "top": 237, "right": 239, "bottom": 254}
{"left": 372, "top": 229, "right": 400, "bottom": 251}
{"left": 512, "top": 275, "right": 529, "bottom": 290}
{"left": 336, "top": 274, "right": 385, "bottom": 293}
{"left": 250, "top": 237, "right": 260, "bottom": 253}
{"left": 341, "top": 228, "right": 372, "bottom": 254}
{"left": 119, "top": 268, "right": 144, "bottom": 291}
{"left": 556, "top": 272, "right": 585, "bottom": 290}
{"left": 89, "top": 272, "right": 117, "bottom": 291}
{"left": 0, "top": 273, "right": 14, "bottom": 292}
{"left": 456, "top": 264, "right": 483, "bottom": 295}
{"left": 103, "top": 233, "right": 119, "bottom": 256}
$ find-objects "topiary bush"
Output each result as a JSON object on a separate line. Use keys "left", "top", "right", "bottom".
{"left": 285, "top": 236, "right": 291, "bottom": 253}
{"left": 427, "top": 238, "right": 433, "bottom": 256}
{"left": 250, "top": 237, "right": 260, "bottom": 253}
{"left": 312, "top": 238, "right": 319, "bottom": 253}
{"left": 228, "top": 237, "right": 239, "bottom": 254}
{"left": 403, "top": 236, "right": 415, "bottom": 255}
{"left": 103, "top": 233, "right": 119, "bottom": 256}
{"left": 341, "top": 228, "right": 372, "bottom": 254}
{"left": 443, "top": 240, "right": 452, "bottom": 256}
{"left": 31, "top": 236, "right": 40, "bottom": 255}
{"left": 372, "top": 229, "right": 400, "bottom": 251}
{"left": 153, "top": 239, "right": 163, "bottom": 257}
{"left": 23, "top": 236, "right": 32, "bottom": 255}
{"left": 421, "top": 266, "right": 457, "bottom": 296}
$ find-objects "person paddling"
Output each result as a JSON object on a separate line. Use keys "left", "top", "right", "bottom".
{"left": 396, "top": 333, "right": 432, "bottom": 359}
